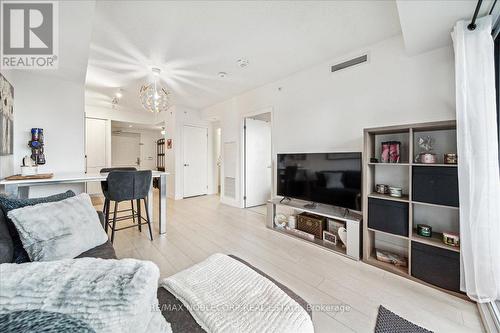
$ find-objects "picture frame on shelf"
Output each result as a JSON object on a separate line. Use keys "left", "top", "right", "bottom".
{"left": 323, "top": 230, "right": 337, "bottom": 245}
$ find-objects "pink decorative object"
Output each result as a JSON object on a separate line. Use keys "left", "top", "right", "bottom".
{"left": 420, "top": 153, "right": 437, "bottom": 164}
{"left": 381, "top": 142, "right": 390, "bottom": 163}
{"left": 389, "top": 141, "right": 401, "bottom": 163}
{"left": 381, "top": 141, "right": 401, "bottom": 163}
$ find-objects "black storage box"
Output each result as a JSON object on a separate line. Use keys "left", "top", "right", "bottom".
{"left": 411, "top": 242, "right": 460, "bottom": 292}
{"left": 368, "top": 198, "right": 409, "bottom": 237}
{"left": 412, "top": 166, "right": 459, "bottom": 207}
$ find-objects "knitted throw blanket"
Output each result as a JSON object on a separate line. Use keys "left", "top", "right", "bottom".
{"left": 161, "top": 253, "right": 314, "bottom": 333}
{"left": 0, "top": 258, "right": 171, "bottom": 333}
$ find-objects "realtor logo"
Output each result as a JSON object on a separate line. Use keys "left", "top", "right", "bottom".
{"left": 1, "top": 1, "right": 59, "bottom": 69}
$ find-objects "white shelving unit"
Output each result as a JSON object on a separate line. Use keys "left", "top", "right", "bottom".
{"left": 363, "top": 120, "right": 464, "bottom": 298}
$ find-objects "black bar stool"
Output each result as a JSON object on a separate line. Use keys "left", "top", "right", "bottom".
{"left": 100, "top": 167, "right": 137, "bottom": 229}
{"left": 103, "top": 170, "right": 153, "bottom": 243}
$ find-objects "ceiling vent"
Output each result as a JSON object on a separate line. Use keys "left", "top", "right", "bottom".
{"left": 331, "top": 54, "right": 368, "bottom": 73}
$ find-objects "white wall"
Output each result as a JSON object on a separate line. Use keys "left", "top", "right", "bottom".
{"left": 86, "top": 105, "right": 161, "bottom": 124}
{"left": 201, "top": 35, "right": 456, "bottom": 207}
{"left": 1, "top": 71, "right": 86, "bottom": 196}
{"left": 0, "top": 0, "right": 95, "bottom": 196}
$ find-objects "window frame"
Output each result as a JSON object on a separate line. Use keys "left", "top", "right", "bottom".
{"left": 495, "top": 34, "right": 500, "bottom": 160}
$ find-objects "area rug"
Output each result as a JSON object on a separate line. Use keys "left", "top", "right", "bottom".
{"left": 375, "top": 306, "right": 433, "bottom": 333}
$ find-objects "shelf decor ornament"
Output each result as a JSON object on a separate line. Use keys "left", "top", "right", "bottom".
{"left": 444, "top": 153, "right": 458, "bottom": 164}
{"left": 381, "top": 141, "right": 401, "bottom": 163}
{"left": 337, "top": 226, "right": 347, "bottom": 248}
{"left": 388, "top": 186, "right": 402, "bottom": 198}
{"left": 376, "top": 184, "right": 389, "bottom": 194}
{"left": 415, "top": 136, "right": 437, "bottom": 164}
{"left": 323, "top": 231, "right": 337, "bottom": 245}
{"left": 28, "top": 128, "right": 45, "bottom": 165}
{"left": 274, "top": 213, "right": 288, "bottom": 228}
{"left": 442, "top": 232, "right": 459, "bottom": 247}
{"left": 376, "top": 249, "right": 407, "bottom": 267}
{"left": 417, "top": 224, "right": 432, "bottom": 237}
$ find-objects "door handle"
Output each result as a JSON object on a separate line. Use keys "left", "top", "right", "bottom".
{"left": 184, "top": 163, "right": 189, "bottom": 167}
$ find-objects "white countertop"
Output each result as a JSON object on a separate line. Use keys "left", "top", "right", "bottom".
{"left": 0, "top": 171, "right": 169, "bottom": 186}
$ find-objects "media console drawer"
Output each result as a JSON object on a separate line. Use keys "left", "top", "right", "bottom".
{"left": 368, "top": 198, "right": 408, "bottom": 237}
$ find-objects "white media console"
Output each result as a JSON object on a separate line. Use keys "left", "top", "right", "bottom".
{"left": 266, "top": 198, "right": 362, "bottom": 260}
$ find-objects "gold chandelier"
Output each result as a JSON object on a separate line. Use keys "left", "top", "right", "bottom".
{"left": 139, "top": 67, "right": 171, "bottom": 113}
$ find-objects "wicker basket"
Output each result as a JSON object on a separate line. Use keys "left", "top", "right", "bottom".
{"left": 297, "top": 212, "right": 326, "bottom": 239}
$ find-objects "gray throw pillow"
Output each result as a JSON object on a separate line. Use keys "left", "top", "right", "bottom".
{"left": 0, "top": 191, "right": 75, "bottom": 263}
{"left": 7, "top": 193, "right": 108, "bottom": 262}
{"left": 0, "top": 212, "right": 13, "bottom": 264}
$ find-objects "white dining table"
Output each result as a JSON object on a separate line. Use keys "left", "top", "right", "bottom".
{"left": 0, "top": 171, "right": 169, "bottom": 234}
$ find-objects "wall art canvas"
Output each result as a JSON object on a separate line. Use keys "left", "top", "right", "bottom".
{"left": 0, "top": 73, "right": 14, "bottom": 156}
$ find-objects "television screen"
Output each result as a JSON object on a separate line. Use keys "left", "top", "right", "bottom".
{"left": 277, "top": 152, "right": 362, "bottom": 211}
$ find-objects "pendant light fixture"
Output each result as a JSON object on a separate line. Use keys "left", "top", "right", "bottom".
{"left": 139, "top": 67, "right": 171, "bottom": 113}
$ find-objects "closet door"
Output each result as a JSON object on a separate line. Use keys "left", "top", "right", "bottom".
{"left": 183, "top": 125, "right": 208, "bottom": 198}
{"left": 85, "top": 118, "right": 107, "bottom": 194}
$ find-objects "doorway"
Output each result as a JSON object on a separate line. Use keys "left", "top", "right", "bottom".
{"left": 183, "top": 125, "right": 208, "bottom": 198}
{"left": 110, "top": 121, "right": 163, "bottom": 171}
{"left": 112, "top": 132, "right": 140, "bottom": 168}
{"left": 244, "top": 112, "right": 272, "bottom": 209}
{"left": 85, "top": 117, "right": 107, "bottom": 195}
{"left": 215, "top": 127, "right": 222, "bottom": 195}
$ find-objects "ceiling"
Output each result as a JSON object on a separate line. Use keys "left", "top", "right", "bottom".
{"left": 85, "top": 1, "right": 498, "bottom": 113}
{"left": 111, "top": 120, "right": 163, "bottom": 132}
{"left": 85, "top": 1, "right": 402, "bottom": 111}
{"left": 397, "top": 0, "right": 496, "bottom": 55}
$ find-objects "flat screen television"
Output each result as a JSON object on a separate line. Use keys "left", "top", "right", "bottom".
{"left": 277, "top": 152, "right": 362, "bottom": 211}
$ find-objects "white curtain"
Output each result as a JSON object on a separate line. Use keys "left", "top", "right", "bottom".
{"left": 452, "top": 16, "right": 500, "bottom": 303}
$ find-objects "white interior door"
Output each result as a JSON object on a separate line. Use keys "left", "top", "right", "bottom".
{"left": 85, "top": 118, "right": 107, "bottom": 194}
{"left": 183, "top": 125, "right": 208, "bottom": 198}
{"left": 112, "top": 132, "right": 141, "bottom": 168}
{"left": 245, "top": 118, "right": 271, "bottom": 207}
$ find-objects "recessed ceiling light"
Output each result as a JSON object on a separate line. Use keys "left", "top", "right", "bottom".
{"left": 128, "top": 125, "right": 133, "bottom": 128}
{"left": 218, "top": 72, "right": 228, "bottom": 78}
{"left": 237, "top": 58, "right": 249, "bottom": 68}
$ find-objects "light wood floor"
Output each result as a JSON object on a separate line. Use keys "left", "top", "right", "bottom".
{"left": 93, "top": 193, "right": 483, "bottom": 333}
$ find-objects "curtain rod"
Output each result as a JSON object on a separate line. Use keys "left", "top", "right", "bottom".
{"left": 468, "top": 0, "right": 499, "bottom": 31}
{"left": 468, "top": 0, "right": 484, "bottom": 30}
{"left": 490, "top": 0, "right": 498, "bottom": 15}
